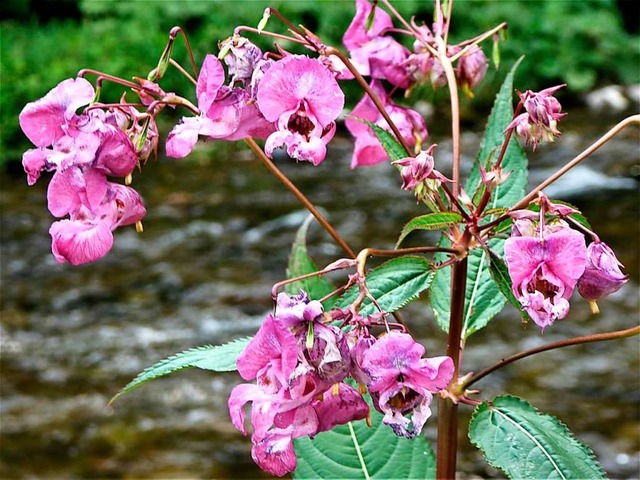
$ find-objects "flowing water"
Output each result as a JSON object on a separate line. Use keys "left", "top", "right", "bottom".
{"left": 1, "top": 110, "right": 638, "bottom": 478}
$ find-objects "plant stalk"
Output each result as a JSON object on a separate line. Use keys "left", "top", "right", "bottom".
{"left": 436, "top": 256, "right": 468, "bottom": 479}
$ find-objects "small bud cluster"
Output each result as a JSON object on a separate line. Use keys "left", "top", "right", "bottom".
{"left": 229, "top": 290, "right": 453, "bottom": 476}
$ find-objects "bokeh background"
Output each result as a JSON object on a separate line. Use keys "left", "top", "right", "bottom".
{"left": 1, "top": 0, "right": 639, "bottom": 478}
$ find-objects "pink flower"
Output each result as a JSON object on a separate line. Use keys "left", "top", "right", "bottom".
{"left": 361, "top": 331, "right": 453, "bottom": 438}
{"left": 257, "top": 55, "right": 344, "bottom": 165}
{"left": 456, "top": 45, "right": 488, "bottom": 92}
{"left": 345, "top": 80, "right": 427, "bottom": 168}
{"left": 577, "top": 242, "right": 628, "bottom": 302}
{"left": 166, "top": 54, "right": 275, "bottom": 158}
{"left": 343, "top": 0, "right": 411, "bottom": 88}
{"left": 507, "top": 85, "right": 566, "bottom": 150}
{"left": 19, "top": 77, "right": 95, "bottom": 148}
{"left": 504, "top": 228, "right": 587, "bottom": 330}
{"left": 48, "top": 170, "right": 145, "bottom": 265}
{"left": 393, "top": 145, "right": 436, "bottom": 191}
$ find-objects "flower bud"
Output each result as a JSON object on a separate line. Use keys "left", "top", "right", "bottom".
{"left": 578, "top": 242, "right": 628, "bottom": 307}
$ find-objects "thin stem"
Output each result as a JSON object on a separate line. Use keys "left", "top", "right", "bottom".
{"left": 378, "top": 0, "right": 437, "bottom": 57}
{"left": 463, "top": 325, "right": 640, "bottom": 390}
{"left": 244, "top": 138, "right": 356, "bottom": 258}
{"left": 512, "top": 114, "right": 640, "bottom": 211}
{"left": 169, "top": 26, "right": 199, "bottom": 78}
{"left": 480, "top": 114, "right": 640, "bottom": 232}
{"left": 324, "top": 47, "right": 413, "bottom": 157}
{"left": 436, "top": 38, "right": 462, "bottom": 200}
{"left": 436, "top": 256, "right": 468, "bottom": 479}
{"left": 169, "top": 59, "right": 197, "bottom": 86}
{"left": 449, "top": 22, "right": 507, "bottom": 63}
{"left": 234, "top": 26, "right": 305, "bottom": 45}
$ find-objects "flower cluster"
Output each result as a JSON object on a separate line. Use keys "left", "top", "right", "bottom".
{"left": 19, "top": 78, "right": 151, "bottom": 265}
{"left": 228, "top": 291, "right": 453, "bottom": 476}
{"left": 504, "top": 195, "right": 628, "bottom": 330}
{"left": 167, "top": 39, "right": 344, "bottom": 166}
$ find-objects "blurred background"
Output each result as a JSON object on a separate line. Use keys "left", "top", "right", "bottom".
{"left": 1, "top": 0, "right": 639, "bottom": 478}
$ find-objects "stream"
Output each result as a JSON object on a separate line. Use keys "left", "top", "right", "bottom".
{"left": 1, "top": 109, "right": 638, "bottom": 478}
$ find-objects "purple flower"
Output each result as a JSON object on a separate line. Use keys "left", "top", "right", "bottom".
{"left": 361, "top": 331, "right": 453, "bottom": 438}
{"left": 257, "top": 55, "right": 344, "bottom": 165}
{"left": 343, "top": 0, "right": 393, "bottom": 52}
{"left": 507, "top": 85, "right": 566, "bottom": 150}
{"left": 345, "top": 80, "right": 427, "bottom": 168}
{"left": 578, "top": 242, "right": 628, "bottom": 303}
{"left": 504, "top": 228, "right": 588, "bottom": 330}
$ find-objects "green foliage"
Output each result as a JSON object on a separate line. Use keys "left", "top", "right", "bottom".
{"left": 335, "top": 256, "right": 434, "bottom": 316}
{"left": 109, "top": 337, "right": 251, "bottom": 404}
{"left": 469, "top": 395, "right": 606, "bottom": 479}
{"left": 286, "top": 215, "right": 336, "bottom": 306}
{"left": 294, "top": 394, "right": 436, "bottom": 479}
{"left": 431, "top": 59, "right": 527, "bottom": 337}
{"left": 396, "top": 212, "right": 464, "bottom": 248}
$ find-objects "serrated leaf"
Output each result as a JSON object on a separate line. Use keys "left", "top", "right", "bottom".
{"left": 469, "top": 395, "right": 606, "bottom": 479}
{"left": 396, "top": 212, "right": 463, "bottom": 248}
{"left": 286, "top": 215, "right": 336, "bottom": 307}
{"left": 109, "top": 337, "right": 251, "bottom": 404}
{"left": 468, "top": 57, "right": 528, "bottom": 211}
{"left": 487, "top": 248, "right": 521, "bottom": 311}
{"left": 352, "top": 117, "right": 408, "bottom": 162}
{"left": 431, "top": 238, "right": 506, "bottom": 337}
{"left": 294, "top": 394, "right": 436, "bottom": 479}
{"left": 334, "top": 256, "right": 434, "bottom": 316}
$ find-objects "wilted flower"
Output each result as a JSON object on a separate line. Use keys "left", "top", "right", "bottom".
{"left": 578, "top": 242, "right": 628, "bottom": 311}
{"left": 504, "top": 227, "right": 587, "bottom": 330}
{"left": 257, "top": 55, "right": 344, "bottom": 165}
{"left": 456, "top": 45, "right": 488, "bottom": 93}
{"left": 507, "top": 85, "right": 566, "bottom": 149}
{"left": 361, "top": 331, "right": 453, "bottom": 438}
{"left": 393, "top": 145, "right": 436, "bottom": 191}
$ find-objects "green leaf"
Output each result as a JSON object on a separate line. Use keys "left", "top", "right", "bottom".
{"left": 334, "top": 256, "right": 434, "bottom": 316}
{"left": 469, "top": 395, "right": 606, "bottom": 479}
{"left": 396, "top": 212, "right": 463, "bottom": 248}
{"left": 352, "top": 117, "right": 408, "bottom": 162}
{"left": 468, "top": 56, "right": 528, "bottom": 212}
{"left": 431, "top": 238, "right": 506, "bottom": 337}
{"left": 487, "top": 248, "right": 521, "bottom": 311}
{"left": 109, "top": 337, "right": 251, "bottom": 404}
{"left": 294, "top": 394, "right": 436, "bottom": 479}
{"left": 286, "top": 215, "right": 336, "bottom": 307}
{"left": 431, "top": 58, "right": 528, "bottom": 338}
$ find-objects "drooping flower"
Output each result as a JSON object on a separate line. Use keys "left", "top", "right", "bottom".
{"left": 48, "top": 169, "right": 146, "bottom": 265}
{"left": 577, "top": 242, "right": 628, "bottom": 309}
{"left": 504, "top": 228, "right": 588, "bottom": 330}
{"left": 456, "top": 45, "right": 488, "bottom": 93}
{"left": 257, "top": 55, "right": 344, "bottom": 165}
{"left": 393, "top": 145, "right": 436, "bottom": 191}
{"left": 229, "top": 295, "right": 368, "bottom": 477}
{"left": 507, "top": 85, "right": 566, "bottom": 149}
{"left": 342, "top": 0, "right": 411, "bottom": 88}
{"left": 166, "top": 54, "right": 275, "bottom": 158}
{"left": 345, "top": 80, "right": 427, "bottom": 168}
{"left": 361, "top": 331, "right": 453, "bottom": 438}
